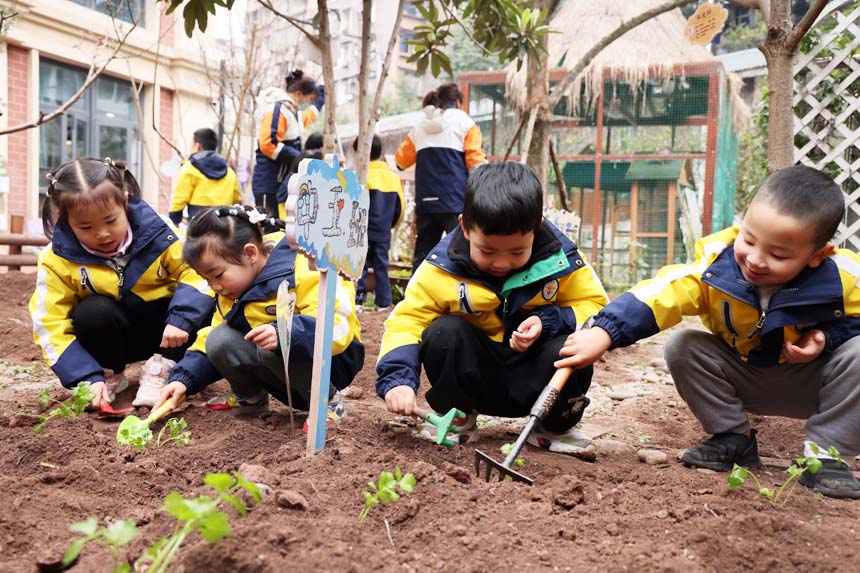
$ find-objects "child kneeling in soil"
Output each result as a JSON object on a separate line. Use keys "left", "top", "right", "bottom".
{"left": 375, "top": 162, "right": 608, "bottom": 455}
{"left": 30, "top": 157, "right": 214, "bottom": 409}
{"left": 155, "top": 206, "right": 364, "bottom": 426}
{"left": 557, "top": 166, "right": 860, "bottom": 499}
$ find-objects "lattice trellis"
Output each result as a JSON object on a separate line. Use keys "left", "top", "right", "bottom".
{"left": 794, "top": 0, "right": 860, "bottom": 250}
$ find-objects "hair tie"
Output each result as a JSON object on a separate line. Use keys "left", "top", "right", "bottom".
{"left": 247, "top": 209, "right": 267, "bottom": 224}
{"left": 214, "top": 206, "right": 243, "bottom": 219}
{"left": 104, "top": 157, "right": 116, "bottom": 168}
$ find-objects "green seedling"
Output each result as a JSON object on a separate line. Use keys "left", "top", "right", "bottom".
{"left": 136, "top": 471, "right": 261, "bottom": 573}
{"left": 500, "top": 443, "right": 525, "bottom": 468}
{"left": 155, "top": 418, "right": 191, "bottom": 448}
{"left": 63, "top": 517, "right": 139, "bottom": 573}
{"left": 638, "top": 435, "right": 652, "bottom": 444}
{"left": 727, "top": 442, "right": 836, "bottom": 505}
{"left": 34, "top": 382, "right": 94, "bottom": 433}
{"left": 359, "top": 467, "right": 416, "bottom": 523}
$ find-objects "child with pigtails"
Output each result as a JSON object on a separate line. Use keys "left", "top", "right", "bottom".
{"left": 156, "top": 206, "right": 364, "bottom": 426}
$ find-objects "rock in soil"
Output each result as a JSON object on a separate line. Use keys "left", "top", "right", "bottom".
{"left": 275, "top": 489, "right": 309, "bottom": 511}
{"left": 549, "top": 475, "right": 585, "bottom": 509}
{"left": 594, "top": 438, "right": 634, "bottom": 456}
{"left": 638, "top": 449, "right": 669, "bottom": 465}
{"left": 442, "top": 461, "right": 471, "bottom": 484}
{"left": 238, "top": 463, "right": 281, "bottom": 487}
{"left": 341, "top": 386, "right": 364, "bottom": 399}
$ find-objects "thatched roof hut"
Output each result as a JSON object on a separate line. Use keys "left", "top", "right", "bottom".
{"left": 506, "top": 1, "right": 723, "bottom": 114}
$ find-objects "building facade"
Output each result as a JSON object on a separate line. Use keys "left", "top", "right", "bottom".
{"left": 0, "top": 0, "right": 218, "bottom": 232}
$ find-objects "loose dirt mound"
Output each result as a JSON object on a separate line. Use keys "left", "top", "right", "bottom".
{"left": 1, "top": 272, "right": 858, "bottom": 573}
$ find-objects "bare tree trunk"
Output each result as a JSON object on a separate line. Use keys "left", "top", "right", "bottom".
{"left": 317, "top": 0, "right": 338, "bottom": 154}
{"left": 356, "top": 0, "right": 373, "bottom": 184}
{"left": 759, "top": 0, "right": 794, "bottom": 170}
{"left": 525, "top": 0, "right": 555, "bottom": 195}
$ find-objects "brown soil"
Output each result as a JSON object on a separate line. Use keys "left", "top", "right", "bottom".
{"left": 1, "top": 270, "right": 859, "bottom": 573}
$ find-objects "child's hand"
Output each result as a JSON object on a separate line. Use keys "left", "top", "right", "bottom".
{"left": 245, "top": 324, "right": 278, "bottom": 351}
{"left": 510, "top": 315, "right": 542, "bottom": 352}
{"left": 554, "top": 327, "right": 613, "bottom": 369}
{"left": 385, "top": 385, "right": 416, "bottom": 415}
{"left": 154, "top": 381, "right": 187, "bottom": 410}
{"left": 161, "top": 325, "right": 189, "bottom": 348}
{"left": 782, "top": 329, "right": 826, "bottom": 363}
{"left": 89, "top": 381, "right": 112, "bottom": 408}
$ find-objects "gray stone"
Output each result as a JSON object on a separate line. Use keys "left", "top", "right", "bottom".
{"left": 238, "top": 463, "right": 281, "bottom": 487}
{"left": 696, "top": 468, "right": 717, "bottom": 475}
{"left": 275, "top": 489, "right": 309, "bottom": 511}
{"left": 638, "top": 449, "right": 669, "bottom": 465}
{"left": 594, "top": 438, "right": 635, "bottom": 456}
{"left": 655, "top": 509, "right": 669, "bottom": 519}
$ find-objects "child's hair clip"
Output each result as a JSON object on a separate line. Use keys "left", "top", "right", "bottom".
{"left": 247, "top": 209, "right": 267, "bottom": 225}
{"left": 104, "top": 157, "right": 116, "bottom": 168}
{"left": 214, "top": 206, "right": 242, "bottom": 218}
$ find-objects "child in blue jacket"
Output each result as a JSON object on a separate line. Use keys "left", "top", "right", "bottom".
{"left": 355, "top": 135, "right": 404, "bottom": 309}
{"left": 30, "top": 157, "right": 214, "bottom": 409}
{"left": 558, "top": 166, "right": 860, "bottom": 499}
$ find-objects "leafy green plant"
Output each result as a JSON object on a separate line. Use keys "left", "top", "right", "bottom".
{"left": 34, "top": 382, "right": 95, "bottom": 433}
{"left": 727, "top": 443, "right": 839, "bottom": 505}
{"left": 156, "top": 418, "right": 191, "bottom": 448}
{"left": 63, "top": 517, "right": 139, "bottom": 573}
{"left": 500, "top": 442, "right": 525, "bottom": 468}
{"left": 137, "top": 471, "right": 261, "bottom": 573}
{"left": 638, "top": 435, "right": 652, "bottom": 444}
{"left": 359, "top": 467, "right": 416, "bottom": 523}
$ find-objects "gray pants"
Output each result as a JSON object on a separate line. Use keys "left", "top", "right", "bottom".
{"left": 206, "top": 323, "right": 325, "bottom": 410}
{"left": 664, "top": 329, "right": 860, "bottom": 456}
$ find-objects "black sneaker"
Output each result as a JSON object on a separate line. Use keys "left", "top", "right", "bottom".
{"left": 680, "top": 429, "right": 762, "bottom": 472}
{"left": 799, "top": 459, "right": 860, "bottom": 499}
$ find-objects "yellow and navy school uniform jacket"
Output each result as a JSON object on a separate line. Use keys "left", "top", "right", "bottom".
{"left": 375, "top": 221, "right": 608, "bottom": 397}
{"left": 592, "top": 226, "right": 860, "bottom": 366}
{"left": 29, "top": 197, "right": 214, "bottom": 388}
{"left": 169, "top": 150, "right": 242, "bottom": 225}
{"left": 170, "top": 235, "right": 364, "bottom": 394}
{"left": 366, "top": 160, "right": 404, "bottom": 243}
{"left": 253, "top": 89, "right": 319, "bottom": 200}
{"left": 394, "top": 105, "right": 485, "bottom": 215}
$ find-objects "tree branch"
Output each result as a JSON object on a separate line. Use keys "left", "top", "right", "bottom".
{"left": 0, "top": 20, "right": 136, "bottom": 135}
{"left": 369, "top": 0, "right": 408, "bottom": 128}
{"left": 787, "top": 0, "right": 830, "bottom": 50}
{"left": 548, "top": 0, "right": 697, "bottom": 109}
{"left": 258, "top": 0, "right": 321, "bottom": 47}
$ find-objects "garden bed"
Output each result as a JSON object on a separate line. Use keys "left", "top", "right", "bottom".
{"left": 0, "top": 271, "right": 858, "bottom": 572}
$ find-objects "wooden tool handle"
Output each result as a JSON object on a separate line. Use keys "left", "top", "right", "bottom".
{"left": 146, "top": 398, "right": 181, "bottom": 423}
{"left": 548, "top": 367, "right": 574, "bottom": 392}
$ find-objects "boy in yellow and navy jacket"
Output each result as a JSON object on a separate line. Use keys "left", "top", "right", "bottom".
{"left": 355, "top": 135, "right": 404, "bottom": 309}
{"left": 376, "top": 162, "right": 607, "bottom": 454}
{"left": 169, "top": 128, "right": 242, "bottom": 225}
{"left": 157, "top": 208, "right": 363, "bottom": 420}
{"left": 558, "top": 166, "right": 860, "bottom": 499}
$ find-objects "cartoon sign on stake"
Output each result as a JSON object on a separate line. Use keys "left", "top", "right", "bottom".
{"left": 286, "top": 155, "right": 369, "bottom": 455}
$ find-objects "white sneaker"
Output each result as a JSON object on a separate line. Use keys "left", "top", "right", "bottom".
{"left": 133, "top": 354, "right": 175, "bottom": 407}
{"left": 527, "top": 423, "right": 597, "bottom": 460}
{"left": 104, "top": 371, "right": 129, "bottom": 402}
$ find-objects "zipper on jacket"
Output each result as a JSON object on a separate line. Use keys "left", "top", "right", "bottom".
{"left": 79, "top": 268, "right": 99, "bottom": 295}
{"left": 722, "top": 300, "right": 739, "bottom": 348}
{"left": 503, "top": 297, "right": 509, "bottom": 315}
{"left": 755, "top": 309, "right": 766, "bottom": 330}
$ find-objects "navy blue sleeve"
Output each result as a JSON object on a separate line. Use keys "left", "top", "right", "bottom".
{"left": 819, "top": 317, "right": 860, "bottom": 352}
{"left": 529, "top": 304, "right": 577, "bottom": 340}
{"left": 166, "top": 285, "right": 215, "bottom": 333}
{"left": 170, "top": 350, "right": 222, "bottom": 395}
{"left": 375, "top": 344, "right": 421, "bottom": 398}
{"left": 592, "top": 292, "right": 661, "bottom": 349}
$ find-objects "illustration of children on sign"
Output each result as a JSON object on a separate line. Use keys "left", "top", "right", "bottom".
{"left": 287, "top": 155, "right": 369, "bottom": 279}
{"left": 295, "top": 182, "right": 320, "bottom": 240}
{"left": 347, "top": 201, "right": 367, "bottom": 249}
{"left": 323, "top": 186, "right": 345, "bottom": 237}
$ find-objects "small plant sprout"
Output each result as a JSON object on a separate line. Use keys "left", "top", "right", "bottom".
{"left": 727, "top": 442, "right": 835, "bottom": 505}
{"left": 63, "top": 517, "right": 139, "bottom": 573}
{"left": 156, "top": 418, "right": 191, "bottom": 448}
{"left": 135, "top": 471, "right": 261, "bottom": 573}
{"left": 500, "top": 443, "right": 525, "bottom": 468}
{"left": 35, "top": 382, "right": 95, "bottom": 433}
{"left": 638, "top": 435, "right": 652, "bottom": 444}
{"left": 359, "top": 467, "right": 416, "bottom": 523}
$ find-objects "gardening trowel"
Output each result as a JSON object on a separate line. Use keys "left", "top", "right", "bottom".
{"left": 276, "top": 280, "right": 297, "bottom": 433}
{"left": 412, "top": 406, "right": 467, "bottom": 448}
{"left": 116, "top": 400, "right": 178, "bottom": 447}
{"left": 475, "top": 367, "right": 574, "bottom": 485}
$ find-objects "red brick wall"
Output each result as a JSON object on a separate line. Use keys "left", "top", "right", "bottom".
{"left": 160, "top": 4, "right": 175, "bottom": 48}
{"left": 6, "top": 45, "right": 29, "bottom": 219}
{"left": 158, "top": 87, "right": 175, "bottom": 213}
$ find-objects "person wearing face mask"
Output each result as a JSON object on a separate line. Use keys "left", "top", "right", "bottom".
{"left": 252, "top": 70, "right": 325, "bottom": 219}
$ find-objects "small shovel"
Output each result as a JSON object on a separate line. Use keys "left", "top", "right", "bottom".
{"left": 475, "top": 367, "right": 574, "bottom": 485}
{"left": 116, "top": 400, "right": 177, "bottom": 448}
{"left": 413, "top": 406, "right": 467, "bottom": 448}
{"left": 98, "top": 402, "right": 135, "bottom": 418}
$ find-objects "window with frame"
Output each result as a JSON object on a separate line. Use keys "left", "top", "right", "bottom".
{"left": 39, "top": 59, "right": 142, "bottom": 195}
{"left": 71, "top": 0, "right": 145, "bottom": 25}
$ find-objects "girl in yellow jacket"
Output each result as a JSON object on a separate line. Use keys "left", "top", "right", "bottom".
{"left": 29, "top": 158, "right": 214, "bottom": 409}
{"left": 155, "top": 206, "right": 364, "bottom": 423}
